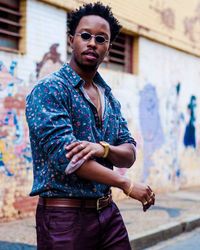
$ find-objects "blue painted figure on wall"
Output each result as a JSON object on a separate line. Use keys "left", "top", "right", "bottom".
{"left": 139, "top": 84, "right": 165, "bottom": 180}
{"left": 183, "top": 95, "right": 197, "bottom": 148}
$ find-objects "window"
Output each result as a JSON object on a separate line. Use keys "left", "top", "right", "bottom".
{"left": 102, "top": 33, "right": 133, "bottom": 73}
{"left": 0, "top": 0, "right": 21, "bottom": 51}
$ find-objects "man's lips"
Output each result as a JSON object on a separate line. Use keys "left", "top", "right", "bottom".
{"left": 82, "top": 50, "right": 99, "bottom": 60}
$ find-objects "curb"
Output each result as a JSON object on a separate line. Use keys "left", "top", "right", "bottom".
{"left": 129, "top": 215, "right": 200, "bottom": 250}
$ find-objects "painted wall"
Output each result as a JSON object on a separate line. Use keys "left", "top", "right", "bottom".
{"left": 1, "top": 0, "right": 200, "bottom": 220}
{"left": 0, "top": 0, "right": 66, "bottom": 220}
{"left": 138, "top": 37, "right": 200, "bottom": 190}
{"left": 41, "top": 0, "right": 200, "bottom": 57}
{"left": 101, "top": 37, "right": 200, "bottom": 194}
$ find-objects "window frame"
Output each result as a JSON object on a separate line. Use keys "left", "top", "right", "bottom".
{"left": 104, "top": 32, "right": 134, "bottom": 73}
{"left": 0, "top": 0, "right": 26, "bottom": 54}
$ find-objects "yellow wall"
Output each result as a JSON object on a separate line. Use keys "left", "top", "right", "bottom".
{"left": 40, "top": 0, "right": 200, "bottom": 57}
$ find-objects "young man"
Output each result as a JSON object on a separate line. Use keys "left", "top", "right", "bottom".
{"left": 26, "top": 2, "right": 155, "bottom": 250}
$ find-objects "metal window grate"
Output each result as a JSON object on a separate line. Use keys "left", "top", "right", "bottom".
{"left": 0, "top": 0, "right": 21, "bottom": 50}
{"left": 105, "top": 33, "right": 133, "bottom": 73}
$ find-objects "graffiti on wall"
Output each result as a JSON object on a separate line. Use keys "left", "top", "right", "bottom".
{"left": 139, "top": 83, "right": 182, "bottom": 188}
{"left": 164, "top": 83, "right": 183, "bottom": 177}
{"left": 139, "top": 84, "right": 165, "bottom": 181}
{"left": 183, "top": 3, "right": 200, "bottom": 42}
{"left": 183, "top": 95, "right": 197, "bottom": 148}
{"left": 0, "top": 61, "right": 32, "bottom": 178}
{"left": 36, "top": 43, "right": 63, "bottom": 79}
{"left": 150, "top": 0, "right": 200, "bottom": 43}
{"left": 0, "top": 43, "right": 64, "bottom": 219}
{"left": 139, "top": 81, "right": 200, "bottom": 190}
{"left": 0, "top": 61, "right": 33, "bottom": 219}
{"left": 149, "top": 0, "right": 175, "bottom": 29}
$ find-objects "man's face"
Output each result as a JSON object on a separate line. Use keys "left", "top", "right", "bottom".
{"left": 69, "top": 15, "right": 111, "bottom": 71}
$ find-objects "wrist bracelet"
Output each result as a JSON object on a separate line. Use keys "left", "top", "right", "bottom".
{"left": 126, "top": 182, "right": 134, "bottom": 197}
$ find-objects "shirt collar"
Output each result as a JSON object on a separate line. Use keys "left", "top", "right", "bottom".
{"left": 60, "top": 63, "right": 83, "bottom": 87}
{"left": 93, "top": 72, "right": 111, "bottom": 94}
{"left": 60, "top": 63, "right": 111, "bottom": 93}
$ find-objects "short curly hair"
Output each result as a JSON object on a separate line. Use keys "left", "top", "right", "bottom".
{"left": 67, "top": 2, "right": 121, "bottom": 42}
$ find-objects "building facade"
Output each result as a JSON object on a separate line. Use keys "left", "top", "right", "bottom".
{"left": 0, "top": 0, "right": 200, "bottom": 220}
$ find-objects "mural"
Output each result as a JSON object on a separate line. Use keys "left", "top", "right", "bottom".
{"left": 0, "top": 43, "right": 63, "bottom": 220}
{"left": 0, "top": 61, "right": 32, "bottom": 219}
{"left": 149, "top": 0, "right": 200, "bottom": 45}
{"left": 164, "top": 83, "right": 182, "bottom": 178}
{"left": 183, "top": 95, "right": 197, "bottom": 148}
{"left": 0, "top": 61, "right": 31, "bottom": 177}
{"left": 147, "top": 83, "right": 184, "bottom": 190}
{"left": 183, "top": 3, "right": 200, "bottom": 42}
{"left": 36, "top": 43, "right": 63, "bottom": 79}
{"left": 150, "top": 0, "right": 175, "bottom": 29}
{"left": 139, "top": 84, "right": 165, "bottom": 181}
{"left": 139, "top": 81, "right": 200, "bottom": 190}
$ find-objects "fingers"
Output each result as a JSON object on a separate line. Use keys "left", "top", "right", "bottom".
{"left": 80, "top": 151, "right": 94, "bottom": 162}
{"left": 65, "top": 141, "right": 97, "bottom": 163}
{"left": 143, "top": 202, "right": 151, "bottom": 212}
{"left": 146, "top": 185, "right": 153, "bottom": 196}
{"left": 142, "top": 187, "right": 155, "bottom": 212}
{"left": 65, "top": 141, "right": 87, "bottom": 159}
{"left": 66, "top": 141, "right": 81, "bottom": 151}
{"left": 71, "top": 148, "right": 94, "bottom": 163}
{"left": 149, "top": 191, "right": 155, "bottom": 205}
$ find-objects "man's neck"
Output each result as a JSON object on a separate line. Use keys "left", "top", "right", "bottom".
{"left": 69, "top": 59, "right": 97, "bottom": 86}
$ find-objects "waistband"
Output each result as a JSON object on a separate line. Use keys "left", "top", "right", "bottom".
{"left": 38, "top": 194, "right": 112, "bottom": 211}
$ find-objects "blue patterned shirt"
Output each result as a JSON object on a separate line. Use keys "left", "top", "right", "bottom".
{"left": 26, "top": 64, "right": 136, "bottom": 198}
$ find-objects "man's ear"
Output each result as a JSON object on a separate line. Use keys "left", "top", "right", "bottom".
{"left": 68, "top": 34, "right": 74, "bottom": 49}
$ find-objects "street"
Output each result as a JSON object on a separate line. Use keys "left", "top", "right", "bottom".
{"left": 0, "top": 228, "right": 200, "bottom": 250}
{"left": 146, "top": 227, "right": 200, "bottom": 250}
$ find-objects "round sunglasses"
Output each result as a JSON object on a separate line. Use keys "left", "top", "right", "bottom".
{"left": 75, "top": 32, "right": 109, "bottom": 44}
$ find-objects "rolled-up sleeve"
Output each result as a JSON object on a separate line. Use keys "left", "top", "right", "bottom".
{"left": 26, "top": 81, "right": 78, "bottom": 174}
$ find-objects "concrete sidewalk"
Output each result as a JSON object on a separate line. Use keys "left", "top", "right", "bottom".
{"left": 0, "top": 186, "right": 200, "bottom": 250}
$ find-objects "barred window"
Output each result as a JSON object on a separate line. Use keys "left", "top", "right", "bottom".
{"left": 0, "top": 0, "right": 21, "bottom": 51}
{"left": 102, "top": 33, "right": 133, "bottom": 73}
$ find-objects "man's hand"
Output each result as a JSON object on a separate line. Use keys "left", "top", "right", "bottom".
{"left": 123, "top": 180, "right": 155, "bottom": 212}
{"left": 65, "top": 141, "right": 104, "bottom": 163}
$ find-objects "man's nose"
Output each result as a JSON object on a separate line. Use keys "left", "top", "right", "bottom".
{"left": 87, "top": 37, "right": 97, "bottom": 47}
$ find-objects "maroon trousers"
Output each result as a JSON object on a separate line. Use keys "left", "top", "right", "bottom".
{"left": 36, "top": 202, "right": 131, "bottom": 250}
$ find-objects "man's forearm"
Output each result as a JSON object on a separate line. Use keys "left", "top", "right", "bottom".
{"left": 76, "top": 159, "right": 130, "bottom": 193}
{"left": 74, "top": 152, "right": 155, "bottom": 212}
{"left": 107, "top": 143, "right": 136, "bottom": 168}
